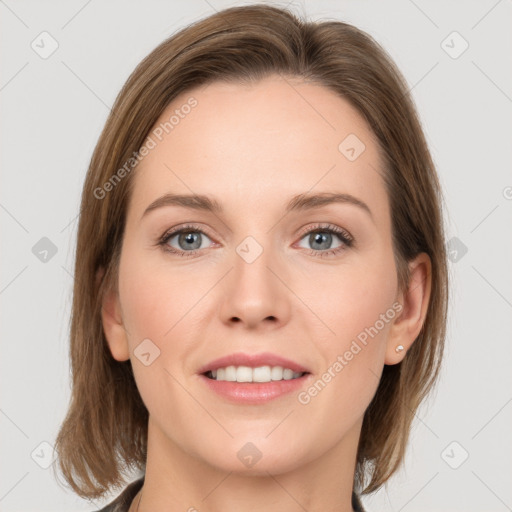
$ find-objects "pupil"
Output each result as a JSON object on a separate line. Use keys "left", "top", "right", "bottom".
{"left": 311, "top": 232, "right": 331, "bottom": 250}
{"left": 180, "top": 232, "right": 201, "bottom": 250}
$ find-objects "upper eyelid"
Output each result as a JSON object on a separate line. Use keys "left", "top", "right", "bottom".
{"left": 297, "top": 224, "right": 352, "bottom": 240}
{"left": 161, "top": 224, "right": 214, "bottom": 241}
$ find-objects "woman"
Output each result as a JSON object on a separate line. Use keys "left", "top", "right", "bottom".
{"left": 53, "top": 5, "right": 449, "bottom": 511}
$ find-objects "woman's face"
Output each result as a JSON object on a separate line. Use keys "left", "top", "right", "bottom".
{"left": 103, "top": 74, "right": 414, "bottom": 475}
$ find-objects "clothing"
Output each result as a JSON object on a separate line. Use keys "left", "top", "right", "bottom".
{"left": 96, "top": 477, "right": 144, "bottom": 512}
{"left": 95, "top": 475, "right": 366, "bottom": 512}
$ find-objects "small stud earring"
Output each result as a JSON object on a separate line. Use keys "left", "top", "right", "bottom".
{"left": 395, "top": 345, "right": 404, "bottom": 353}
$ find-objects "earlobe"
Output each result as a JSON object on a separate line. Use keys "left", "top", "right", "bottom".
{"left": 98, "top": 267, "right": 130, "bottom": 362}
{"left": 385, "top": 253, "right": 432, "bottom": 365}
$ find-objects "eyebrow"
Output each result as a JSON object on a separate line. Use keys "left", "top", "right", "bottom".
{"left": 141, "top": 191, "right": 373, "bottom": 221}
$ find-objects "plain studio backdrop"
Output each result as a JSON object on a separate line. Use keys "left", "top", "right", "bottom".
{"left": 1, "top": 1, "right": 511, "bottom": 511}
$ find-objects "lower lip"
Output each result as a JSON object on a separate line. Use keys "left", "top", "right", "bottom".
{"left": 199, "top": 373, "right": 311, "bottom": 404}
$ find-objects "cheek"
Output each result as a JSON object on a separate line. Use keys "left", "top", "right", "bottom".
{"left": 118, "top": 246, "right": 197, "bottom": 342}
{"left": 118, "top": 248, "right": 205, "bottom": 393}
{"left": 295, "top": 266, "right": 396, "bottom": 437}
{"left": 118, "top": 252, "right": 196, "bottom": 425}
{"left": 302, "top": 252, "right": 397, "bottom": 345}
{"left": 298, "top": 251, "right": 397, "bottom": 404}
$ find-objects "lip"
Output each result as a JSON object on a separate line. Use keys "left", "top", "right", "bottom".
{"left": 199, "top": 373, "right": 312, "bottom": 404}
{"left": 197, "top": 351, "right": 311, "bottom": 374}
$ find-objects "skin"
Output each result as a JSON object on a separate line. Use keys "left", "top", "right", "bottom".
{"left": 101, "top": 74, "right": 431, "bottom": 512}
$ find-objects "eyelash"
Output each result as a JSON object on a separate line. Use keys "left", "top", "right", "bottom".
{"left": 157, "top": 223, "right": 354, "bottom": 259}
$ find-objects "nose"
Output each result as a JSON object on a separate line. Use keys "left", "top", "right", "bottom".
{"left": 219, "top": 238, "right": 292, "bottom": 330}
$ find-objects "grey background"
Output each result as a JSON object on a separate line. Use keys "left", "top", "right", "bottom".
{"left": 1, "top": 0, "right": 511, "bottom": 511}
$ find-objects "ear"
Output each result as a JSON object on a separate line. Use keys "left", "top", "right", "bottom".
{"left": 97, "top": 267, "right": 130, "bottom": 362}
{"left": 385, "top": 253, "right": 432, "bottom": 365}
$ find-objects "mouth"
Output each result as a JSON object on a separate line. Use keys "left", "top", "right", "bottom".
{"left": 197, "top": 352, "right": 312, "bottom": 403}
{"left": 197, "top": 351, "right": 311, "bottom": 382}
{"left": 203, "top": 365, "right": 309, "bottom": 382}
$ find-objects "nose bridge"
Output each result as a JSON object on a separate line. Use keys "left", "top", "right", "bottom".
{"left": 219, "top": 233, "right": 290, "bottom": 327}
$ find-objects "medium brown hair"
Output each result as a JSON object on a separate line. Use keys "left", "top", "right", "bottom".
{"left": 53, "top": 3, "right": 449, "bottom": 499}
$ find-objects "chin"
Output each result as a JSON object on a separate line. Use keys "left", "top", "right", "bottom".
{"left": 194, "top": 438, "right": 312, "bottom": 476}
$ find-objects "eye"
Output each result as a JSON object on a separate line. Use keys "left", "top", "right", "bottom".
{"left": 296, "top": 224, "right": 354, "bottom": 258}
{"left": 157, "top": 223, "right": 354, "bottom": 259}
{"left": 158, "top": 224, "right": 214, "bottom": 257}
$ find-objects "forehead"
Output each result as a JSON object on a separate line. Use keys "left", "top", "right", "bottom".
{"left": 129, "top": 75, "right": 387, "bottom": 222}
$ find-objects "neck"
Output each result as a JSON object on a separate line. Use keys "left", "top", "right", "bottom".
{"left": 135, "top": 416, "right": 362, "bottom": 512}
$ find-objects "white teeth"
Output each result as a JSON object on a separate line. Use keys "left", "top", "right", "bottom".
{"left": 270, "top": 366, "right": 283, "bottom": 380}
{"left": 283, "top": 368, "right": 294, "bottom": 380}
{"left": 208, "top": 365, "right": 304, "bottom": 382}
{"left": 225, "top": 366, "right": 237, "bottom": 381}
{"left": 253, "top": 366, "right": 271, "bottom": 382}
{"left": 236, "top": 366, "right": 253, "bottom": 382}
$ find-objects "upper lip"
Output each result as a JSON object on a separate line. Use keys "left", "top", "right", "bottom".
{"left": 197, "top": 352, "right": 311, "bottom": 374}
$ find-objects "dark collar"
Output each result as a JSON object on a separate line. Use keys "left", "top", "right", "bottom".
{"left": 96, "top": 476, "right": 144, "bottom": 512}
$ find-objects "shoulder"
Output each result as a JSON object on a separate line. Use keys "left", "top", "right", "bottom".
{"left": 93, "top": 476, "right": 144, "bottom": 512}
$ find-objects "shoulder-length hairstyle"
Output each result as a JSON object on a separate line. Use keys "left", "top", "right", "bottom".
{"left": 53, "top": 3, "right": 449, "bottom": 500}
